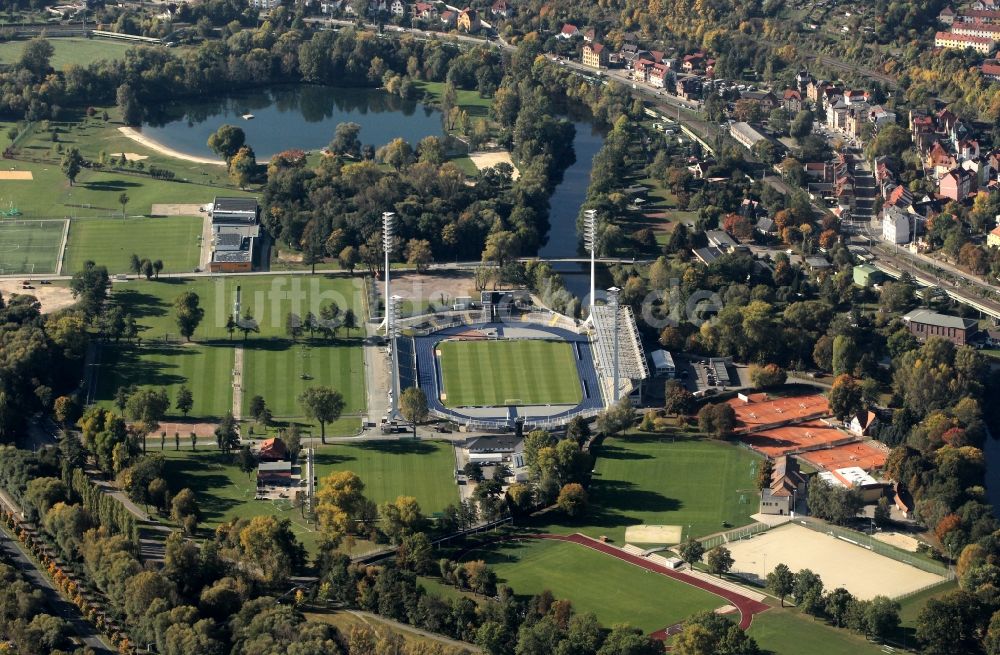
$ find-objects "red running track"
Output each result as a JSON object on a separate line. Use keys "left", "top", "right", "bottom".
{"left": 536, "top": 533, "right": 769, "bottom": 636}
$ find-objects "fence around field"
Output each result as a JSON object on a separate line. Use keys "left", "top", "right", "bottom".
{"left": 698, "top": 520, "right": 775, "bottom": 550}
{"left": 792, "top": 517, "right": 953, "bottom": 578}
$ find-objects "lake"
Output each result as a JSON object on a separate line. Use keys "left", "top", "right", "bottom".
{"left": 139, "top": 85, "right": 444, "bottom": 159}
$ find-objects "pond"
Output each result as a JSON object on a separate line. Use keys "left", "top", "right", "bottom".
{"left": 138, "top": 85, "right": 445, "bottom": 159}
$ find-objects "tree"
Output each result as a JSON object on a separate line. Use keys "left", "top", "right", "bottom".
{"left": 237, "top": 515, "right": 304, "bottom": 584}
{"left": 378, "top": 495, "right": 426, "bottom": 543}
{"left": 678, "top": 538, "right": 705, "bottom": 565}
{"left": 116, "top": 83, "right": 141, "bottom": 125}
{"left": 916, "top": 591, "right": 985, "bottom": 655}
{"left": 825, "top": 587, "right": 855, "bottom": 627}
{"left": 828, "top": 374, "right": 863, "bottom": 419}
{"left": 338, "top": 245, "right": 359, "bottom": 273}
{"left": 790, "top": 110, "right": 814, "bottom": 140}
{"left": 175, "top": 386, "right": 193, "bottom": 417}
{"left": 342, "top": 308, "right": 358, "bottom": 337}
{"left": 377, "top": 137, "right": 415, "bottom": 171}
{"left": 173, "top": 291, "right": 205, "bottom": 342}
{"left": 706, "top": 546, "right": 734, "bottom": 577}
{"left": 207, "top": 124, "right": 246, "bottom": 162}
{"left": 405, "top": 238, "right": 433, "bottom": 272}
{"left": 229, "top": 145, "right": 257, "bottom": 188}
{"left": 329, "top": 121, "right": 362, "bottom": 158}
{"left": 19, "top": 36, "right": 54, "bottom": 79}
{"left": 873, "top": 496, "right": 892, "bottom": 528}
{"left": 595, "top": 398, "right": 635, "bottom": 436}
{"left": 214, "top": 412, "right": 240, "bottom": 454}
{"left": 126, "top": 388, "right": 170, "bottom": 444}
{"left": 69, "top": 260, "right": 109, "bottom": 317}
{"left": 298, "top": 387, "right": 344, "bottom": 444}
{"left": 61, "top": 147, "right": 82, "bottom": 186}
{"left": 53, "top": 395, "right": 79, "bottom": 430}
{"left": 749, "top": 363, "right": 786, "bottom": 388}
{"left": 767, "top": 563, "right": 794, "bottom": 606}
{"left": 665, "top": 380, "right": 695, "bottom": 416}
{"left": 399, "top": 386, "right": 428, "bottom": 438}
{"left": 556, "top": 483, "right": 588, "bottom": 517}
{"left": 118, "top": 192, "right": 129, "bottom": 219}
{"left": 238, "top": 445, "right": 257, "bottom": 479}
{"left": 697, "top": 403, "right": 737, "bottom": 438}
{"left": 755, "top": 458, "right": 774, "bottom": 492}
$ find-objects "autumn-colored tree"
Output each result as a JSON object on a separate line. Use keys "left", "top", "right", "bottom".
{"left": 721, "top": 213, "right": 753, "bottom": 241}
{"left": 934, "top": 513, "right": 961, "bottom": 542}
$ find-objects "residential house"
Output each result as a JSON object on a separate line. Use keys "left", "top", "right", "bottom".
{"left": 939, "top": 6, "right": 956, "bottom": 24}
{"left": 390, "top": 0, "right": 404, "bottom": 16}
{"left": 413, "top": 2, "right": 436, "bottom": 20}
{"left": 927, "top": 141, "right": 957, "bottom": 179}
{"left": 848, "top": 411, "right": 880, "bottom": 437}
{"left": 975, "top": 0, "right": 999, "bottom": 10}
{"left": 935, "top": 31, "right": 994, "bottom": 53}
{"left": 440, "top": 10, "right": 456, "bottom": 27}
{"left": 796, "top": 69, "right": 813, "bottom": 94}
{"left": 902, "top": 308, "right": 978, "bottom": 345}
{"left": 756, "top": 216, "right": 776, "bottom": 236}
{"left": 939, "top": 167, "right": 974, "bottom": 200}
{"left": 675, "top": 76, "right": 702, "bottom": 101}
{"left": 950, "top": 20, "right": 1000, "bottom": 40}
{"left": 257, "top": 437, "right": 288, "bottom": 462}
{"left": 982, "top": 59, "right": 1000, "bottom": 80}
{"left": 490, "top": 0, "right": 512, "bottom": 18}
{"left": 582, "top": 27, "right": 595, "bottom": 43}
{"left": 741, "top": 90, "right": 778, "bottom": 111}
{"left": 681, "top": 52, "right": 705, "bottom": 72}
{"left": 582, "top": 42, "right": 608, "bottom": 69}
{"left": 558, "top": 23, "right": 580, "bottom": 39}
{"left": 959, "top": 8, "right": 1000, "bottom": 22}
{"left": 882, "top": 205, "right": 912, "bottom": 244}
{"left": 868, "top": 105, "right": 897, "bottom": 132}
{"left": 782, "top": 89, "right": 803, "bottom": 113}
{"left": 648, "top": 63, "right": 670, "bottom": 88}
{"left": 457, "top": 7, "right": 480, "bottom": 32}
{"left": 885, "top": 184, "right": 914, "bottom": 211}
{"left": 759, "top": 456, "right": 806, "bottom": 516}
{"left": 989, "top": 225, "right": 1000, "bottom": 247}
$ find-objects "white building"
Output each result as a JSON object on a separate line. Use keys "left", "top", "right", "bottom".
{"left": 650, "top": 350, "right": 675, "bottom": 378}
{"left": 882, "top": 206, "right": 911, "bottom": 244}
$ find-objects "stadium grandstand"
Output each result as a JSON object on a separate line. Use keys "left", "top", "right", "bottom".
{"left": 588, "top": 303, "right": 649, "bottom": 405}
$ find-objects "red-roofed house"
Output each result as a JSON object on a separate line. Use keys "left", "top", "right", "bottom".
{"left": 457, "top": 7, "right": 480, "bottom": 32}
{"left": 258, "top": 437, "right": 288, "bottom": 462}
{"left": 782, "top": 89, "right": 802, "bottom": 113}
{"left": 559, "top": 23, "right": 580, "bottom": 39}
{"left": 935, "top": 31, "right": 995, "bottom": 53}
{"left": 983, "top": 59, "right": 1000, "bottom": 80}
{"left": 490, "top": 0, "right": 512, "bottom": 18}
{"left": 988, "top": 224, "right": 1000, "bottom": 247}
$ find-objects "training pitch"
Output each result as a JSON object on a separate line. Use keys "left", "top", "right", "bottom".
{"left": 0, "top": 219, "right": 65, "bottom": 274}
{"left": 437, "top": 338, "right": 582, "bottom": 407}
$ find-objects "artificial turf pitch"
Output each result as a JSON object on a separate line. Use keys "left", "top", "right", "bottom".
{"left": 0, "top": 219, "right": 64, "bottom": 274}
{"left": 437, "top": 339, "right": 582, "bottom": 407}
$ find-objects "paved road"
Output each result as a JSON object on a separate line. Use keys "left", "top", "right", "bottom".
{"left": 0, "top": 529, "right": 113, "bottom": 652}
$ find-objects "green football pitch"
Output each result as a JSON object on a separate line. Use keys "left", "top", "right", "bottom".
{"left": 437, "top": 338, "right": 582, "bottom": 407}
{"left": 0, "top": 219, "right": 65, "bottom": 274}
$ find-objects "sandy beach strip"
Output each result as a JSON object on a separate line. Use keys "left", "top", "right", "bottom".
{"left": 117, "top": 127, "right": 225, "bottom": 166}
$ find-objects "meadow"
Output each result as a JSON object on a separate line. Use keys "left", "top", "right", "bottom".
{"left": 63, "top": 215, "right": 202, "bottom": 275}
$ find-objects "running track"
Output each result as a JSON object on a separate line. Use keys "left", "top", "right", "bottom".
{"left": 465, "top": 533, "right": 770, "bottom": 638}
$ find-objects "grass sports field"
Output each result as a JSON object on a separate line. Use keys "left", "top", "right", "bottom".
{"left": 0, "top": 38, "right": 135, "bottom": 69}
{"left": 538, "top": 434, "right": 761, "bottom": 543}
{"left": 747, "top": 609, "right": 887, "bottom": 655}
{"left": 97, "top": 275, "right": 366, "bottom": 427}
{"left": 63, "top": 216, "right": 202, "bottom": 275}
{"left": 313, "top": 440, "right": 458, "bottom": 512}
{"left": 462, "top": 539, "right": 722, "bottom": 632}
{"left": 438, "top": 339, "right": 581, "bottom": 407}
{"left": 95, "top": 344, "right": 234, "bottom": 419}
{"left": 0, "top": 219, "right": 64, "bottom": 274}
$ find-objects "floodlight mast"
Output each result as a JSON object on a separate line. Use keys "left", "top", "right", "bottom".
{"left": 608, "top": 286, "right": 621, "bottom": 404}
{"left": 388, "top": 294, "right": 403, "bottom": 419}
{"left": 378, "top": 212, "right": 395, "bottom": 332}
{"left": 583, "top": 210, "right": 597, "bottom": 321}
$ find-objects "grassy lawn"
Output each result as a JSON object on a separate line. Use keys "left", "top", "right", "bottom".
{"left": 242, "top": 338, "right": 365, "bottom": 418}
{"left": 748, "top": 608, "right": 887, "bottom": 655}
{"left": 98, "top": 275, "right": 367, "bottom": 425}
{"left": 0, "top": 218, "right": 64, "bottom": 274}
{"left": 160, "top": 449, "right": 322, "bottom": 549}
{"left": 461, "top": 538, "right": 722, "bottom": 632}
{"left": 537, "top": 434, "right": 761, "bottom": 543}
{"left": 63, "top": 216, "right": 202, "bottom": 275}
{"left": 438, "top": 339, "right": 582, "bottom": 407}
{"left": 313, "top": 440, "right": 458, "bottom": 513}
{"left": 0, "top": 37, "right": 134, "bottom": 69}
{"left": 414, "top": 80, "right": 492, "bottom": 119}
{"left": 95, "top": 343, "right": 234, "bottom": 420}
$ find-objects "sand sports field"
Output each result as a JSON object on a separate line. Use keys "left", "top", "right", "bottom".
{"left": 0, "top": 171, "right": 33, "bottom": 180}
{"left": 625, "top": 525, "right": 683, "bottom": 544}
{"left": 725, "top": 523, "right": 946, "bottom": 599}
{"left": 118, "top": 127, "right": 225, "bottom": 166}
{"left": 469, "top": 150, "right": 520, "bottom": 179}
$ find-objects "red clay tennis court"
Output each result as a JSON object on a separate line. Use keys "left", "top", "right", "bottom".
{"left": 726, "top": 393, "right": 830, "bottom": 432}
{"left": 799, "top": 441, "right": 888, "bottom": 471}
{"left": 736, "top": 420, "right": 849, "bottom": 458}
